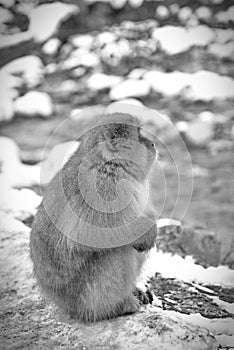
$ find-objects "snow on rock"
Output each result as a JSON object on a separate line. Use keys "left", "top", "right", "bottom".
{"left": 209, "top": 42, "right": 234, "bottom": 60}
{"left": 109, "top": 79, "right": 150, "bottom": 100}
{"left": 105, "top": 98, "right": 144, "bottom": 114}
{"left": 3, "top": 55, "right": 44, "bottom": 88}
{"left": 87, "top": 73, "right": 123, "bottom": 91}
{"left": 0, "top": 185, "right": 41, "bottom": 221}
{"left": 144, "top": 70, "right": 190, "bottom": 96}
{"left": 128, "top": 0, "right": 144, "bottom": 8}
{"left": 185, "top": 111, "right": 215, "bottom": 146}
{"left": 42, "top": 38, "right": 61, "bottom": 56}
{"left": 70, "top": 34, "right": 94, "bottom": 48}
{"left": 15, "top": 91, "right": 53, "bottom": 118}
{"left": 101, "top": 40, "right": 131, "bottom": 65}
{"left": 29, "top": 2, "right": 79, "bottom": 43}
{"left": 40, "top": 141, "right": 80, "bottom": 185}
{"left": 152, "top": 25, "right": 215, "bottom": 55}
{"left": 110, "top": 0, "right": 127, "bottom": 10}
{"left": 128, "top": 68, "right": 146, "bottom": 80}
{"left": 96, "top": 31, "right": 117, "bottom": 46}
{"left": 0, "top": 8, "right": 13, "bottom": 24}
{"left": 215, "top": 6, "right": 234, "bottom": 23}
{"left": 165, "top": 311, "right": 234, "bottom": 347}
{"left": 0, "top": 211, "right": 31, "bottom": 235}
{"left": 186, "top": 70, "right": 234, "bottom": 101}
{"left": 145, "top": 70, "right": 234, "bottom": 101}
{"left": 155, "top": 5, "right": 169, "bottom": 19}
{"left": 0, "top": 70, "right": 20, "bottom": 121}
{"left": 140, "top": 248, "right": 234, "bottom": 287}
{"left": 0, "top": 137, "right": 40, "bottom": 187}
{"left": 195, "top": 6, "right": 212, "bottom": 21}
{"left": 0, "top": 31, "right": 33, "bottom": 49}
{"left": 66, "top": 48, "right": 100, "bottom": 68}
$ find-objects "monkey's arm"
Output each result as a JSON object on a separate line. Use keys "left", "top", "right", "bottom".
{"left": 132, "top": 223, "right": 157, "bottom": 252}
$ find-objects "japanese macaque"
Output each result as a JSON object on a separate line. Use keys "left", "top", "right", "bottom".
{"left": 30, "top": 112, "right": 158, "bottom": 322}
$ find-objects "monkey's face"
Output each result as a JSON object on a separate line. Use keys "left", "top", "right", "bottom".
{"left": 79, "top": 113, "right": 157, "bottom": 183}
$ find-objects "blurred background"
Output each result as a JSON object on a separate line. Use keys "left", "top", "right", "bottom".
{"left": 0, "top": 0, "right": 234, "bottom": 270}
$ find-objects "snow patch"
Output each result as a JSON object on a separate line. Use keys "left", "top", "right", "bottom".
{"left": 42, "top": 38, "right": 61, "bottom": 56}
{"left": 15, "top": 91, "right": 53, "bottom": 118}
{"left": 29, "top": 2, "right": 79, "bottom": 43}
{"left": 109, "top": 79, "right": 150, "bottom": 100}
{"left": 87, "top": 73, "right": 122, "bottom": 91}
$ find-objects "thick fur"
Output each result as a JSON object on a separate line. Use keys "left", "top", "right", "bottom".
{"left": 30, "top": 113, "right": 157, "bottom": 322}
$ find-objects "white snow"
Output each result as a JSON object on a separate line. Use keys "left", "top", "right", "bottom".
{"left": 96, "top": 32, "right": 117, "bottom": 46}
{"left": 0, "top": 137, "right": 40, "bottom": 187}
{"left": 0, "top": 186, "right": 41, "bottom": 221}
{"left": 152, "top": 25, "right": 215, "bottom": 55}
{"left": 87, "top": 73, "right": 123, "bottom": 91}
{"left": 109, "top": 79, "right": 150, "bottom": 100}
{"left": 110, "top": 0, "right": 127, "bottom": 9}
{"left": 70, "top": 34, "right": 94, "bottom": 48}
{"left": 15, "top": 91, "right": 53, "bottom": 118}
{"left": 144, "top": 70, "right": 190, "bottom": 96}
{"left": 29, "top": 2, "right": 79, "bottom": 43}
{"left": 0, "top": 8, "right": 13, "bottom": 24}
{"left": 3, "top": 55, "right": 44, "bottom": 88}
{"left": 42, "top": 38, "right": 61, "bottom": 56}
{"left": 0, "top": 211, "right": 31, "bottom": 235}
{"left": 141, "top": 248, "right": 234, "bottom": 287}
{"left": 145, "top": 70, "right": 234, "bottom": 101}
{"left": 40, "top": 141, "right": 80, "bottom": 185}
{"left": 128, "top": 68, "right": 146, "bottom": 80}
{"left": 0, "top": 69, "right": 21, "bottom": 121}
{"left": 68, "top": 48, "right": 100, "bottom": 67}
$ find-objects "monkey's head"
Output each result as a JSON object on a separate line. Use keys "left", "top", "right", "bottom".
{"left": 77, "top": 113, "right": 157, "bottom": 182}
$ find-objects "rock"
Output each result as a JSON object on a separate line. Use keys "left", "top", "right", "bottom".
{"left": 42, "top": 38, "right": 61, "bottom": 56}
{"left": 87, "top": 73, "right": 123, "bottom": 91}
{"left": 109, "top": 79, "right": 150, "bottom": 100}
{"left": 155, "top": 5, "right": 169, "bottom": 19}
{"left": 0, "top": 185, "right": 41, "bottom": 221}
{"left": 70, "top": 34, "right": 93, "bottom": 48}
{"left": 54, "top": 80, "right": 77, "bottom": 95}
{"left": 15, "top": 91, "right": 53, "bottom": 118}
{"left": 3, "top": 55, "right": 44, "bottom": 88}
{"left": 0, "top": 0, "right": 15, "bottom": 7}
{"left": 40, "top": 141, "right": 79, "bottom": 185}
{"left": 29, "top": 2, "right": 79, "bottom": 43}
{"left": 195, "top": 6, "right": 212, "bottom": 21}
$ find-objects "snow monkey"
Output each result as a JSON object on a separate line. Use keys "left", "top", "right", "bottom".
{"left": 30, "top": 112, "right": 158, "bottom": 322}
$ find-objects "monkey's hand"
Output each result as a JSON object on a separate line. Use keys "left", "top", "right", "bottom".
{"left": 132, "top": 223, "right": 157, "bottom": 252}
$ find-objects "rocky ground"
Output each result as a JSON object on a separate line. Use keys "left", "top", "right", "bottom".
{"left": 0, "top": 0, "right": 234, "bottom": 349}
